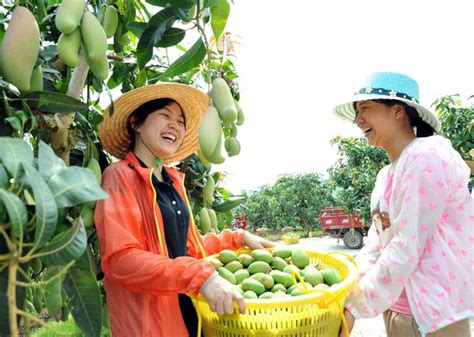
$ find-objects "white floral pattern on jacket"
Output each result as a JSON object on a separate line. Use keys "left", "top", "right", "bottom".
{"left": 346, "top": 135, "right": 473, "bottom": 334}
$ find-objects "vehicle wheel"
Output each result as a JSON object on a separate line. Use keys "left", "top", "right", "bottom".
{"left": 343, "top": 230, "right": 363, "bottom": 249}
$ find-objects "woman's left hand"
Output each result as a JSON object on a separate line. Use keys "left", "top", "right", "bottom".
{"left": 242, "top": 231, "right": 276, "bottom": 249}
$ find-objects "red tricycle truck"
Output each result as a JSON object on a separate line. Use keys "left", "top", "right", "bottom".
{"left": 319, "top": 207, "right": 368, "bottom": 249}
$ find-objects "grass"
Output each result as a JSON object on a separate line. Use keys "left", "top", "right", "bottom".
{"left": 31, "top": 318, "right": 82, "bottom": 337}
{"left": 30, "top": 318, "right": 111, "bottom": 337}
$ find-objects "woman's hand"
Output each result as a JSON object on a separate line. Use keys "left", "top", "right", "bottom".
{"left": 339, "top": 308, "right": 355, "bottom": 337}
{"left": 200, "top": 272, "right": 246, "bottom": 316}
{"left": 242, "top": 231, "right": 276, "bottom": 249}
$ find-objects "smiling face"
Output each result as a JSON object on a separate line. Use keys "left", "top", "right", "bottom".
{"left": 133, "top": 101, "right": 186, "bottom": 161}
{"left": 354, "top": 100, "right": 402, "bottom": 148}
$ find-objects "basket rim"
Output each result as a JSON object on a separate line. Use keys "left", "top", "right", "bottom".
{"left": 192, "top": 248, "right": 358, "bottom": 309}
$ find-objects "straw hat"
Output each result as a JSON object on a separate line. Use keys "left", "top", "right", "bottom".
{"left": 99, "top": 83, "right": 209, "bottom": 163}
{"left": 333, "top": 72, "right": 441, "bottom": 132}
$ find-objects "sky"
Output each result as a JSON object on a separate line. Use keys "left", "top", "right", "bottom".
{"left": 214, "top": 0, "right": 474, "bottom": 193}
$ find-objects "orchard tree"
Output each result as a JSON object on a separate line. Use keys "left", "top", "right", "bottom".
{"left": 0, "top": 1, "right": 245, "bottom": 336}
{"left": 243, "top": 173, "right": 334, "bottom": 234}
{"left": 327, "top": 136, "right": 389, "bottom": 223}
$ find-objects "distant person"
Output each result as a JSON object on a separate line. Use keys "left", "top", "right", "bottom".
{"left": 332, "top": 72, "right": 473, "bottom": 337}
{"left": 94, "top": 83, "right": 275, "bottom": 337}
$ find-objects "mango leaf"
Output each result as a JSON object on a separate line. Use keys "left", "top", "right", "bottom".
{"left": 38, "top": 140, "right": 67, "bottom": 180}
{"left": 210, "top": 0, "right": 230, "bottom": 41}
{"left": 212, "top": 197, "right": 246, "bottom": 212}
{"left": 22, "top": 162, "right": 58, "bottom": 247}
{"left": 40, "top": 217, "right": 87, "bottom": 266}
{"left": 156, "top": 27, "right": 185, "bottom": 47}
{"left": 48, "top": 166, "right": 108, "bottom": 208}
{"left": 146, "top": 0, "right": 194, "bottom": 8}
{"left": 64, "top": 267, "right": 102, "bottom": 337}
{"left": 158, "top": 37, "right": 206, "bottom": 79}
{"left": 0, "top": 188, "right": 28, "bottom": 239}
{"left": 43, "top": 266, "right": 64, "bottom": 317}
{"left": 0, "top": 137, "right": 33, "bottom": 179}
{"left": 136, "top": 7, "right": 180, "bottom": 69}
{"left": 127, "top": 21, "right": 147, "bottom": 38}
{"left": 22, "top": 91, "right": 88, "bottom": 113}
{"left": 0, "top": 165, "right": 8, "bottom": 187}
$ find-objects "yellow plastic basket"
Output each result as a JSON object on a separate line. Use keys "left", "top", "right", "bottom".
{"left": 191, "top": 250, "right": 358, "bottom": 337}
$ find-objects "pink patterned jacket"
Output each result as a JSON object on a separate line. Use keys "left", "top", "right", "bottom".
{"left": 346, "top": 135, "right": 473, "bottom": 335}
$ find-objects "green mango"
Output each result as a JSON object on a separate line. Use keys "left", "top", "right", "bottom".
{"left": 321, "top": 268, "right": 342, "bottom": 286}
{"left": 224, "top": 260, "right": 243, "bottom": 273}
{"left": 251, "top": 249, "right": 273, "bottom": 264}
{"left": 272, "top": 247, "right": 292, "bottom": 259}
{"left": 29, "top": 66, "right": 43, "bottom": 92}
{"left": 55, "top": 0, "right": 85, "bottom": 34}
{"left": 241, "top": 278, "right": 265, "bottom": 295}
{"left": 102, "top": 6, "right": 118, "bottom": 38}
{"left": 81, "top": 11, "right": 108, "bottom": 62}
{"left": 1, "top": 6, "right": 40, "bottom": 92}
{"left": 57, "top": 28, "right": 81, "bottom": 67}
{"left": 198, "top": 106, "right": 222, "bottom": 159}
{"left": 199, "top": 208, "right": 211, "bottom": 234}
{"left": 291, "top": 249, "right": 310, "bottom": 268}
{"left": 210, "top": 78, "right": 237, "bottom": 124}
{"left": 217, "top": 266, "right": 236, "bottom": 285}
{"left": 247, "top": 261, "right": 271, "bottom": 275}
{"left": 218, "top": 249, "right": 238, "bottom": 264}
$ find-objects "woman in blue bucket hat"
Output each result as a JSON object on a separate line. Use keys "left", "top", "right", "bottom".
{"left": 334, "top": 72, "right": 472, "bottom": 337}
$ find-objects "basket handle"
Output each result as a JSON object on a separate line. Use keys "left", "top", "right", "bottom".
{"left": 290, "top": 273, "right": 349, "bottom": 337}
{"left": 324, "top": 251, "right": 359, "bottom": 273}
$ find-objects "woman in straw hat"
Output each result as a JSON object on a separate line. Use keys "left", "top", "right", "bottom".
{"left": 333, "top": 72, "right": 472, "bottom": 337}
{"left": 94, "top": 83, "right": 274, "bottom": 337}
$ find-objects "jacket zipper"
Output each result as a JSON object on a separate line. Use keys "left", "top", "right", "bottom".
{"left": 149, "top": 169, "right": 166, "bottom": 255}
{"left": 181, "top": 176, "right": 207, "bottom": 258}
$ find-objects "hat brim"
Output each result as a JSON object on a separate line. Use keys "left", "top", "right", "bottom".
{"left": 99, "top": 83, "right": 209, "bottom": 163}
{"left": 333, "top": 94, "right": 441, "bottom": 132}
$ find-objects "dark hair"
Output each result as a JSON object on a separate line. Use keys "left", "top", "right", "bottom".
{"left": 355, "top": 99, "right": 435, "bottom": 137}
{"left": 127, "top": 98, "right": 180, "bottom": 149}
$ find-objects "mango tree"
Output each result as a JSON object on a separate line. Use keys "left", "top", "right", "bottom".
{"left": 0, "top": 0, "right": 244, "bottom": 336}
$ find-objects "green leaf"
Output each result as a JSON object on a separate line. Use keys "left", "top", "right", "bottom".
{"left": 40, "top": 217, "right": 87, "bottom": 266}
{"left": 213, "top": 197, "right": 246, "bottom": 212}
{"left": 0, "top": 165, "right": 8, "bottom": 187}
{"left": 155, "top": 27, "right": 185, "bottom": 47}
{"left": 63, "top": 267, "right": 102, "bottom": 337}
{"left": 0, "top": 188, "right": 28, "bottom": 239}
{"left": 0, "top": 137, "right": 33, "bottom": 179}
{"left": 5, "top": 117, "right": 22, "bottom": 131}
{"left": 210, "top": 0, "right": 230, "bottom": 40}
{"left": 22, "top": 91, "right": 88, "bottom": 113}
{"left": 48, "top": 166, "right": 108, "bottom": 208}
{"left": 158, "top": 37, "right": 206, "bottom": 79}
{"left": 43, "top": 266, "right": 64, "bottom": 317}
{"left": 146, "top": 0, "right": 194, "bottom": 8}
{"left": 22, "top": 162, "right": 58, "bottom": 247}
{"left": 127, "top": 21, "right": 147, "bottom": 38}
{"left": 38, "top": 141, "right": 67, "bottom": 180}
{"left": 136, "top": 7, "right": 180, "bottom": 69}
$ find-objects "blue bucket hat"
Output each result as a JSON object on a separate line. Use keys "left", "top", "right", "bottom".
{"left": 333, "top": 72, "right": 441, "bottom": 132}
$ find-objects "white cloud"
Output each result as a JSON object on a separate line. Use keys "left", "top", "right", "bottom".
{"left": 216, "top": 0, "right": 474, "bottom": 193}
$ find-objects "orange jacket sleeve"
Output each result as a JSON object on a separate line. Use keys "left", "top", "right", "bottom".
{"left": 94, "top": 164, "right": 215, "bottom": 296}
{"left": 201, "top": 229, "right": 245, "bottom": 256}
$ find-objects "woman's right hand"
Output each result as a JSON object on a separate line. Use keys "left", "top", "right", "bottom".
{"left": 200, "top": 272, "right": 246, "bottom": 316}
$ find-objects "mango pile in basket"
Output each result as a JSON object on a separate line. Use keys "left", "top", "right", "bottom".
{"left": 282, "top": 232, "right": 300, "bottom": 244}
{"left": 206, "top": 247, "right": 342, "bottom": 300}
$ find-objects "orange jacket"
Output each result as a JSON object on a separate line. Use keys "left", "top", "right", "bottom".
{"left": 94, "top": 152, "right": 244, "bottom": 337}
